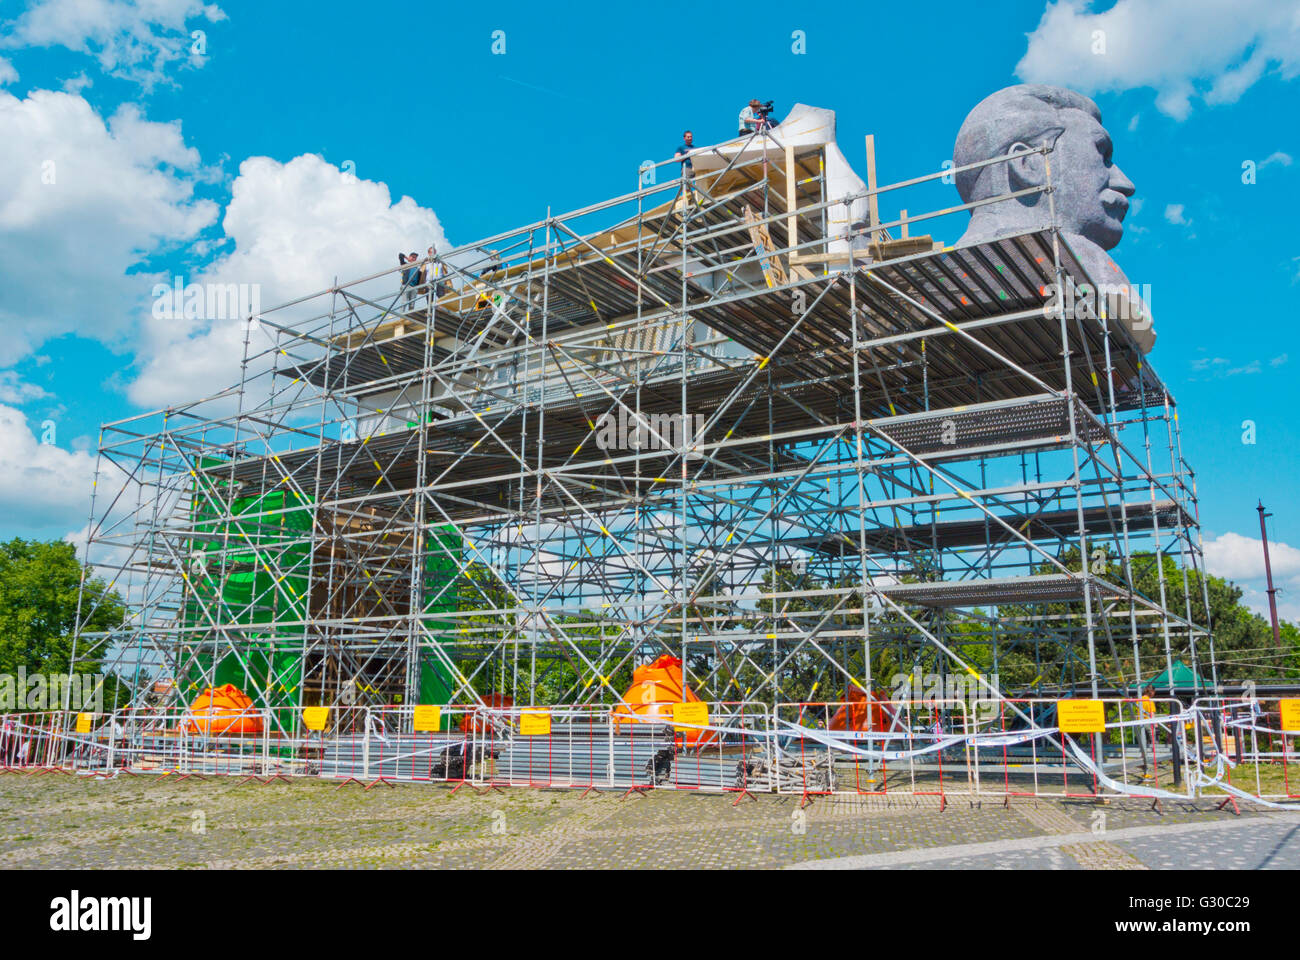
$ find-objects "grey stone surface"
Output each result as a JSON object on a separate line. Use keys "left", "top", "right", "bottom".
{"left": 1116, "top": 818, "right": 1300, "bottom": 870}
{"left": 1, "top": 774, "right": 1292, "bottom": 869}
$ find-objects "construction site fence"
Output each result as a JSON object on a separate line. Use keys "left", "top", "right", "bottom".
{"left": 1190, "top": 697, "right": 1299, "bottom": 806}
{"left": 1, "top": 698, "right": 1295, "bottom": 809}
{"left": 969, "top": 697, "right": 1193, "bottom": 804}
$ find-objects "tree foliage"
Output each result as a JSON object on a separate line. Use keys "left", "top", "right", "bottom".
{"left": 0, "top": 538, "right": 129, "bottom": 707}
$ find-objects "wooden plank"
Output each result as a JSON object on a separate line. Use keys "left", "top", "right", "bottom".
{"left": 743, "top": 207, "right": 788, "bottom": 288}
{"left": 865, "top": 134, "right": 880, "bottom": 243}
{"left": 785, "top": 142, "right": 797, "bottom": 255}
{"left": 790, "top": 234, "right": 935, "bottom": 264}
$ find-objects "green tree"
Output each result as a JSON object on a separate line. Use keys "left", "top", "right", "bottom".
{"left": 1022, "top": 546, "right": 1300, "bottom": 685}
{"left": 447, "top": 562, "right": 632, "bottom": 705}
{"left": 0, "top": 538, "right": 128, "bottom": 705}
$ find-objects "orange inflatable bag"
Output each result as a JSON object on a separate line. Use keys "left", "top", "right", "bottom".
{"left": 612, "top": 655, "right": 716, "bottom": 748}
{"left": 828, "top": 687, "right": 894, "bottom": 733}
{"left": 186, "top": 684, "right": 263, "bottom": 735}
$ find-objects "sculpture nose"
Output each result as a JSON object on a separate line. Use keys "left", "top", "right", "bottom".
{"left": 1109, "top": 164, "right": 1135, "bottom": 197}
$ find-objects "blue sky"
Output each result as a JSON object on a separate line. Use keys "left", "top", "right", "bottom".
{"left": 1, "top": 0, "right": 1298, "bottom": 617}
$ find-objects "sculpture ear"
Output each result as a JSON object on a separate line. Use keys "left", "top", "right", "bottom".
{"left": 1006, "top": 141, "right": 1048, "bottom": 192}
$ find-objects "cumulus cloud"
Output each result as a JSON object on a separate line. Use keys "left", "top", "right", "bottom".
{"left": 1202, "top": 530, "right": 1300, "bottom": 623}
{"left": 1163, "top": 203, "right": 1188, "bottom": 225}
{"left": 127, "top": 153, "right": 449, "bottom": 409}
{"left": 1204, "top": 530, "right": 1300, "bottom": 582}
{"left": 1016, "top": 0, "right": 1300, "bottom": 120}
{"left": 2, "top": 0, "right": 226, "bottom": 89}
{"left": 0, "top": 89, "right": 218, "bottom": 366}
{"left": 0, "top": 56, "right": 17, "bottom": 86}
{"left": 0, "top": 403, "right": 101, "bottom": 532}
{"left": 0, "top": 93, "right": 451, "bottom": 544}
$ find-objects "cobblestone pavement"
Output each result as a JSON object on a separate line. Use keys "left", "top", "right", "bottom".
{"left": 0, "top": 773, "right": 1295, "bottom": 869}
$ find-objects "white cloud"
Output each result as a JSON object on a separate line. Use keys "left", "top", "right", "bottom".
{"left": 1163, "top": 203, "right": 1188, "bottom": 225}
{"left": 0, "top": 403, "right": 100, "bottom": 531}
{"left": 1203, "top": 530, "right": 1300, "bottom": 623}
{"left": 1189, "top": 353, "right": 1266, "bottom": 378}
{"left": 0, "top": 96, "right": 452, "bottom": 534}
{"left": 0, "top": 56, "right": 17, "bottom": 86}
{"left": 0, "top": 89, "right": 218, "bottom": 366}
{"left": 1238, "top": 584, "right": 1300, "bottom": 625}
{"left": 2, "top": 0, "right": 227, "bottom": 89}
{"left": 1016, "top": 0, "right": 1300, "bottom": 120}
{"left": 62, "top": 72, "right": 93, "bottom": 94}
{"left": 0, "top": 370, "right": 51, "bottom": 404}
{"left": 1204, "top": 531, "right": 1300, "bottom": 582}
{"left": 1261, "top": 151, "right": 1294, "bottom": 169}
{"left": 127, "top": 153, "right": 450, "bottom": 409}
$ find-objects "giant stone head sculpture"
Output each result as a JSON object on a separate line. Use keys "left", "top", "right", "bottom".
{"left": 954, "top": 84, "right": 1153, "bottom": 352}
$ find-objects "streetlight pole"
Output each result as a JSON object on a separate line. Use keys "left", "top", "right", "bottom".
{"left": 1257, "top": 501, "right": 1283, "bottom": 673}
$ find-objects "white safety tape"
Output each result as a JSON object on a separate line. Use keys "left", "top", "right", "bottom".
{"left": 1060, "top": 737, "right": 1191, "bottom": 803}
{"left": 777, "top": 719, "right": 968, "bottom": 761}
{"left": 1190, "top": 741, "right": 1300, "bottom": 811}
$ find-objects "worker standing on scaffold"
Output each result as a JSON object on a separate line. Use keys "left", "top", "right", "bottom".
{"left": 674, "top": 130, "right": 701, "bottom": 210}
{"left": 738, "top": 99, "right": 775, "bottom": 137}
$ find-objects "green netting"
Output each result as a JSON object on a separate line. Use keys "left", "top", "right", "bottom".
{"left": 419, "top": 524, "right": 461, "bottom": 716}
{"left": 181, "top": 459, "right": 464, "bottom": 721}
{"left": 183, "top": 462, "right": 312, "bottom": 724}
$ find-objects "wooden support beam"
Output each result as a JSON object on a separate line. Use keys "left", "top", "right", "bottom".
{"left": 785, "top": 142, "right": 797, "bottom": 254}
{"left": 865, "top": 134, "right": 880, "bottom": 244}
{"left": 743, "top": 207, "right": 788, "bottom": 288}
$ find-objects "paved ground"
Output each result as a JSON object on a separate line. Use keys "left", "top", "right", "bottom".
{"left": 0, "top": 772, "right": 1296, "bottom": 869}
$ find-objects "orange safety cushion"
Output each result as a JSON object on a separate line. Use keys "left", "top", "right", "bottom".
{"left": 828, "top": 687, "right": 894, "bottom": 732}
{"left": 459, "top": 693, "right": 515, "bottom": 732}
{"left": 612, "top": 656, "right": 716, "bottom": 747}
{"left": 186, "top": 683, "right": 264, "bottom": 735}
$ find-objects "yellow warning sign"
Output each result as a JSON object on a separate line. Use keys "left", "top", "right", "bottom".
{"left": 412, "top": 705, "right": 442, "bottom": 732}
{"left": 1280, "top": 699, "right": 1300, "bottom": 733}
{"left": 1057, "top": 699, "right": 1106, "bottom": 733}
{"left": 519, "top": 709, "right": 551, "bottom": 736}
{"left": 75, "top": 713, "right": 93, "bottom": 734}
{"left": 671, "top": 701, "right": 709, "bottom": 733}
{"left": 302, "top": 706, "right": 330, "bottom": 731}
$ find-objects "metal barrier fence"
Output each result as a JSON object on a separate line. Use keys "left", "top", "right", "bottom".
{"left": 345, "top": 704, "right": 479, "bottom": 788}
{"left": 467, "top": 702, "right": 770, "bottom": 796}
{"left": 970, "top": 697, "right": 1192, "bottom": 803}
{"left": 772, "top": 699, "right": 975, "bottom": 807}
{"left": 1191, "top": 697, "right": 1299, "bottom": 808}
{"left": 1, "top": 712, "right": 68, "bottom": 771}
{"left": 2, "top": 697, "right": 1296, "bottom": 811}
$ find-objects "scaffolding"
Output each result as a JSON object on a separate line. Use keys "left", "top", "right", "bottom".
{"left": 71, "top": 111, "right": 1219, "bottom": 736}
